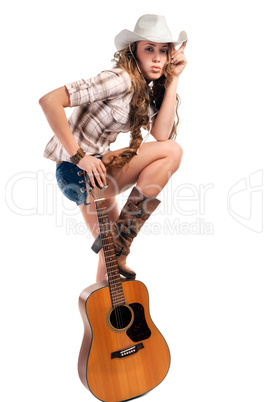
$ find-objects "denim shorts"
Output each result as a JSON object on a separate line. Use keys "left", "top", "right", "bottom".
{"left": 56, "top": 158, "right": 102, "bottom": 205}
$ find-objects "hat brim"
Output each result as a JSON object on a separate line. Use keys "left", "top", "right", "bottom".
{"left": 114, "top": 29, "right": 188, "bottom": 51}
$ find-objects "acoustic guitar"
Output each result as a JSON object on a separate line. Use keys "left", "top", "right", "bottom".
{"left": 78, "top": 182, "right": 170, "bottom": 402}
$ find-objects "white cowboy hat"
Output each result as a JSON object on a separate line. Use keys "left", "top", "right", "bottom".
{"left": 114, "top": 14, "right": 187, "bottom": 51}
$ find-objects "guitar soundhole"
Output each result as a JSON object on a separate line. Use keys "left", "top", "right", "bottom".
{"left": 109, "top": 305, "right": 133, "bottom": 330}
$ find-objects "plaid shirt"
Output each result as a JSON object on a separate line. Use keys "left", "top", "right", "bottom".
{"left": 43, "top": 68, "right": 134, "bottom": 162}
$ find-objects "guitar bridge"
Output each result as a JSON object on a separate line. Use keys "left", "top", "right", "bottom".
{"left": 111, "top": 343, "right": 144, "bottom": 359}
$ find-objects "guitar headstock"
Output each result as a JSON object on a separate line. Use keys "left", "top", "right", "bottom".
{"left": 90, "top": 186, "right": 107, "bottom": 202}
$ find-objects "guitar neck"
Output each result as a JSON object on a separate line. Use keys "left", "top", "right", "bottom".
{"left": 95, "top": 199, "right": 125, "bottom": 307}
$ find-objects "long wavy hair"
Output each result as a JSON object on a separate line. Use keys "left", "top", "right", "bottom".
{"left": 104, "top": 42, "right": 180, "bottom": 169}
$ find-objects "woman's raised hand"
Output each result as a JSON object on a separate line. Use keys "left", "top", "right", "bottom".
{"left": 78, "top": 155, "right": 107, "bottom": 188}
{"left": 170, "top": 41, "right": 188, "bottom": 76}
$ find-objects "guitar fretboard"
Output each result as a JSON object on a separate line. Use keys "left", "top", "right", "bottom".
{"left": 95, "top": 199, "right": 125, "bottom": 307}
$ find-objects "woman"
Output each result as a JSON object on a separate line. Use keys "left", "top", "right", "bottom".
{"left": 39, "top": 14, "right": 188, "bottom": 281}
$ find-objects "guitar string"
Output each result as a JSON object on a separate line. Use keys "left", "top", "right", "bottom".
{"left": 98, "top": 200, "right": 137, "bottom": 392}
{"left": 85, "top": 180, "right": 129, "bottom": 354}
{"left": 106, "top": 218, "right": 127, "bottom": 353}
{"left": 106, "top": 214, "right": 127, "bottom": 351}
{"left": 97, "top": 201, "right": 127, "bottom": 352}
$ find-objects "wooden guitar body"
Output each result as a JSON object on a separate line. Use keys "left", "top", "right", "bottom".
{"left": 78, "top": 279, "right": 170, "bottom": 402}
{"left": 77, "top": 185, "right": 170, "bottom": 401}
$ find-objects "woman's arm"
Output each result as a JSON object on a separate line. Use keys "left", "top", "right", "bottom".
{"left": 39, "top": 87, "right": 80, "bottom": 156}
{"left": 39, "top": 87, "right": 106, "bottom": 187}
{"left": 150, "top": 41, "right": 188, "bottom": 141}
{"left": 150, "top": 76, "right": 179, "bottom": 141}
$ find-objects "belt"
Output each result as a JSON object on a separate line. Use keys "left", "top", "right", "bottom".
{"left": 56, "top": 161, "right": 63, "bottom": 165}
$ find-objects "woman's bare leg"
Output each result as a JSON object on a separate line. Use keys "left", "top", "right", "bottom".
{"left": 103, "top": 140, "right": 183, "bottom": 198}
{"left": 79, "top": 197, "right": 119, "bottom": 281}
{"left": 79, "top": 139, "right": 183, "bottom": 281}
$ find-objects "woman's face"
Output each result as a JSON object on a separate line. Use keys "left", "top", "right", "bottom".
{"left": 135, "top": 41, "right": 169, "bottom": 81}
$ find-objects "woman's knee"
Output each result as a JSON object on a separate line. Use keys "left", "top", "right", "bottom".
{"left": 162, "top": 140, "right": 183, "bottom": 170}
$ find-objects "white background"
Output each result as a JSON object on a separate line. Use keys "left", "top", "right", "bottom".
{"left": 1, "top": 0, "right": 267, "bottom": 401}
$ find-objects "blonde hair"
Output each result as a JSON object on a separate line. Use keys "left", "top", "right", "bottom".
{"left": 104, "top": 42, "right": 180, "bottom": 169}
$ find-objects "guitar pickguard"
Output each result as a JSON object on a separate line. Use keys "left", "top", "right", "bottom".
{"left": 127, "top": 303, "right": 151, "bottom": 342}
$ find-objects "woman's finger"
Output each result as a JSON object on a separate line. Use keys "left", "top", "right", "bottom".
{"left": 94, "top": 158, "right": 106, "bottom": 174}
{"left": 179, "top": 40, "right": 188, "bottom": 50}
{"left": 172, "top": 40, "right": 187, "bottom": 59}
{"left": 88, "top": 171, "right": 96, "bottom": 188}
{"left": 95, "top": 161, "right": 106, "bottom": 186}
{"left": 171, "top": 50, "right": 184, "bottom": 63}
{"left": 172, "top": 54, "right": 186, "bottom": 64}
{"left": 99, "top": 169, "right": 107, "bottom": 187}
{"left": 93, "top": 169, "right": 106, "bottom": 188}
{"left": 99, "top": 161, "right": 107, "bottom": 174}
{"left": 173, "top": 47, "right": 185, "bottom": 57}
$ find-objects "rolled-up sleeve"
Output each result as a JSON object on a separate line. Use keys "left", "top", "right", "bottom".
{"left": 65, "top": 69, "right": 132, "bottom": 107}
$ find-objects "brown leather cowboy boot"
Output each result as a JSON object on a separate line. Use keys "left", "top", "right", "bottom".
{"left": 92, "top": 186, "right": 161, "bottom": 279}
